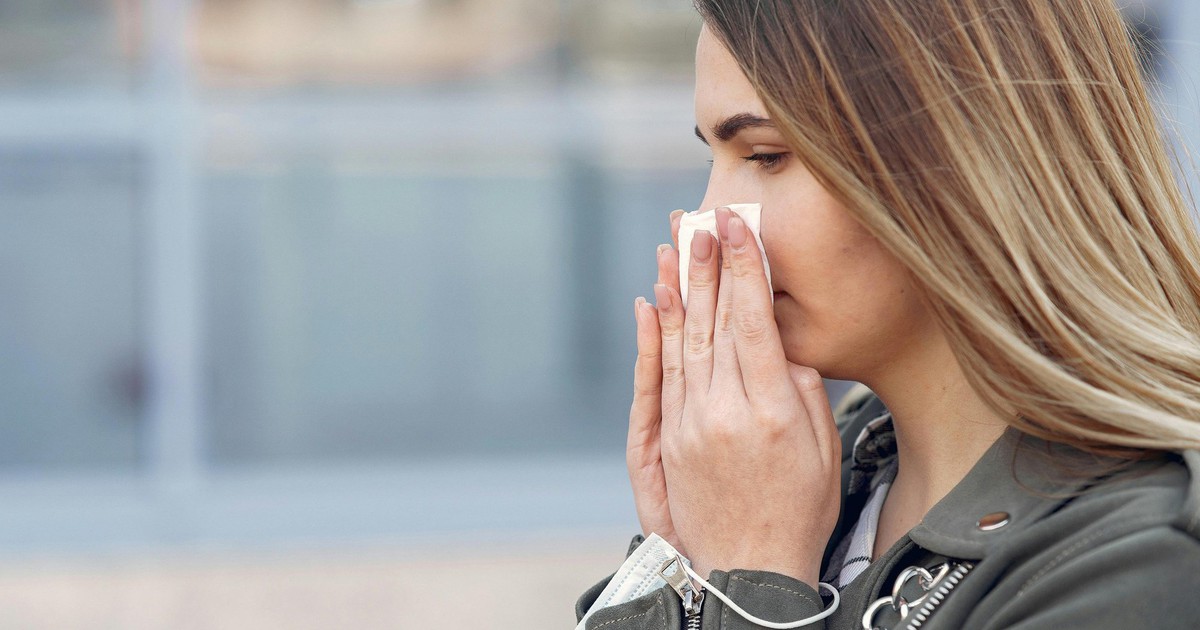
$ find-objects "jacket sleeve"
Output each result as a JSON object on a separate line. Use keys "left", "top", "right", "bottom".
{"left": 698, "top": 570, "right": 829, "bottom": 630}
{"left": 577, "top": 546, "right": 829, "bottom": 630}
{"left": 977, "top": 526, "right": 1200, "bottom": 629}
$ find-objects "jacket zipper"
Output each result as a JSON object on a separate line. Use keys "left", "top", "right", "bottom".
{"left": 902, "top": 562, "right": 973, "bottom": 629}
{"left": 659, "top": 555, "right": 704, "bottom": 630}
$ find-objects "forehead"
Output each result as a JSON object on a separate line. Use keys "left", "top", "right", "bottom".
{"left": 695, "top": 25, "right": 769, "bottom": 123}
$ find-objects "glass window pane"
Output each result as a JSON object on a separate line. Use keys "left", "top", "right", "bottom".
{"left": 196, "top": 0, "right": 708, "bottom": 465}
{"left": 205, "top": 151, "right": 614, "bottom": 463}
{"left": 0, "top": 148, "right": 143, "bottom": 470}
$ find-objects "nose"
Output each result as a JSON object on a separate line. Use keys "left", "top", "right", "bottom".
{"left": 695, "top": 168, "right": 745, "bottom": 214}
{"left": 693, "top": 170, "right": 771, "bottom": 261}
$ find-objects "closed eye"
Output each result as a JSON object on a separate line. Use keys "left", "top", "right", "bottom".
{"left": 744, "top": 152, "right": 788, "bottom": 170}
{"left": 706, "top": 153, "right": 788, "bottom": 170}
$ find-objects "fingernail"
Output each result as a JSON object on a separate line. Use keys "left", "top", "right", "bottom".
{"left": 670, "top": 209, "right": 685, "bottom": 222}
{"left": 657, "top": 243, "right": 671, "bottom": 259}
{"left": 729, "top": 216, "right": 747, "bottom": 250}
{"left": 634, "top": 296, "right": 646, "bottom": 320}
{"left": 692, "top": 230, "right": 713, "bottom": 263}
{"left": 715, "top": 207, "right": 732, "bottom": 241}
{"left": 653, "top": 284, "right": 672, "bottom": 311}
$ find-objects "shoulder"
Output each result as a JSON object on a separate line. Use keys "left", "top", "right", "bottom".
{"left": 912, "top": 444, "right": 1200, "bottom": 629}
{"left": 958, "top": 450, "right": 1200, "bottom": 628}
{"left": 983, "top": 456, "right": 1200, "bottom": 626}
{"left": 1039, "top": 448, "right": 1200, "bottom": 565}
{"left": 943, "top": 431, "right": 1200, "bottom": 568}
{"left": 1007, "top": 446, "right": 1200, "bottom": 557}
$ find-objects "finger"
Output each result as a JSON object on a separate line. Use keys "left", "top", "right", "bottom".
{"left": 718, "top": 210, "right": 791, "bottom": 402}
{"left": 682, "top": 230, "right": 718, "bottom": 396}
{"left": 654, "top": 283, "right": 686, "bottom": 433}
{"left": 656, "top": 243, "right": 671, "bottom": 288}
{"left": 670, "top": 209, "right": 684, "bottom": 249}
{"left": 787, "top": 363, "right": 840, "bottom": 465}
{"left": 629, "top": 298, "right": 674, "bottom": 544}
{"left": 630, "top": 297, "right": 663, "bottom": 448}
{"left": 657, "top": 242, "right": 681, "bottom": 300}
{"left": 711, "top": 211, "right": 743, "bottom": 387}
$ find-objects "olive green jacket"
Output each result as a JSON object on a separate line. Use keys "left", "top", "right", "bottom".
{"left": 575, "top": 394, "right": 1200, "bottom": 629}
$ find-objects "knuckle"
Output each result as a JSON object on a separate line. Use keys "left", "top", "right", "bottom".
{"left": 730, "top": 257, "right": 760, "bottom": 280}
{"left": 734, "top": 315, "right": 772, "bottom": 344}
{"left": 747, "top": 403, "right": 791, "bottom": 437}
{"left": 633, "top": 381, "right": 660, "bottom": 399}
{"left": 716, "top": 306, "right": 735, "bottom": 333}
{"left": 704, "top": 415, "right": 741, "bottom": 443}
{"left": 661, "top": 363, "right": 685, "bottom": 385}
{"left": 698, "top": 400, "right": 739, "bottom": 439}
{"left": 757, "top": 411, "right": 791, "bottom": 436}
{"left": 636, "top": 349, "right": 662, "bottom": 365}
{"left": 688, "top": 266, "right": 715, "bottom": 288}
{"left": 684, "top": 327, "right": 712, "bottom": 356}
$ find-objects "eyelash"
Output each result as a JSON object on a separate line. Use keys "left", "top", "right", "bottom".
{"left": 744, "top": 152, "right": 788, "bottom": 169}
{"left": 706, "top": 152, "right": 789, "bottom": 170}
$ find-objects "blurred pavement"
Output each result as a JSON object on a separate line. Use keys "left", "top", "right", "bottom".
{"left": 0, "top": 538, "right": 621, "bottom": 630}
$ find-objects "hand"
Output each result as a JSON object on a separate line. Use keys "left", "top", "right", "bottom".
{"left": 628, "top": 210, "right": 687, "bottom": 551}
{"left": 654, "top": 208, "right": 842, "bottom": 585}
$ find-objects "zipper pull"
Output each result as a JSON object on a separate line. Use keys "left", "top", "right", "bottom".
{"left": 658, "top": 554, "right": 704, "bottom": 616}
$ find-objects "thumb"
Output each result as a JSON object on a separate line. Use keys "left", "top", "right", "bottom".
{"left": 787, "top": 362, "right": 838, "bottom": 447}
{"left": 786, "top": 362, "right": 825, "bottom": 395}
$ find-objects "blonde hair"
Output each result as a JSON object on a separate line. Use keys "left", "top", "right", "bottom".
{"left": 697, "top": 0, "right": 1200, "bottom": 455}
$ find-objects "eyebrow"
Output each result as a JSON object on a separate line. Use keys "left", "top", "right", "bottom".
{"left": 694, "top": 113, "right": 775, "bottom": 145}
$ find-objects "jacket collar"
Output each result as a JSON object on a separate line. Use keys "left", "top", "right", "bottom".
{"left": 838, "top": 394, "right": 1200, "bottom": 561}
{"left": 847, "top": 413, "right": 1184, "bottom": 561}
{"left": 911, "top": 427, "right": 1200, "bottom": 559}
{"left": 905, "top": 427, "right": 1096, "bottom": 559}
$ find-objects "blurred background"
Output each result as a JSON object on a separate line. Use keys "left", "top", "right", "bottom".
{"left": 0, "top": 0, "right": 1195, "bottom": 628}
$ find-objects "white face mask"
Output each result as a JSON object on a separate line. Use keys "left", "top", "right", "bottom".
{"left": 575, "top": 534, "right": 688, "bottom": 630}
{"left": 579, "top": 533, "right": 841, "bottom": 630}
{"left": 677, "top": 203, "right": 773, "bottom": 309}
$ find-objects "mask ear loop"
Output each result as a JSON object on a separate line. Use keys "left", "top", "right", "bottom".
{"left": 682, "top": 564, "right": 840, "bottom": 629}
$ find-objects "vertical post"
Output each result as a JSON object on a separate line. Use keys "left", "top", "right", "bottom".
{"left": 555, "top": 0, "right": 613, "bottom": 396}
{"left": 141, "top": 0, "right": 204, "bottom": 494}
{"left": 564, "top": 146, "right": 610, "bottom": 389}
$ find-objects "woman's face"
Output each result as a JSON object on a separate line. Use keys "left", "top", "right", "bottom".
{"left": 693, "top": 26, "right": 934, "bottom": 381}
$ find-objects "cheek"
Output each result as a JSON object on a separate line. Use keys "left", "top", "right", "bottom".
{"left": 772, "top": 231, "right": 930, "bottom": 377}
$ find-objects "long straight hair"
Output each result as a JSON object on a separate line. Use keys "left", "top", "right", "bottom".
{"left": 696, "top": 0, "right": 1200, "bottom": 455}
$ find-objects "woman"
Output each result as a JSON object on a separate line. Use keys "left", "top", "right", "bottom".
{"left": 576, "top": 1, "right": 1200, "bottom": 628}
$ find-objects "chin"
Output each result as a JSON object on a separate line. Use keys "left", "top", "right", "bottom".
{"left": 777, "top": 324, "right": 853, "bottom": 380}
{"left": 784, "top": 347, "right": 830, "bottom": 374}
{"left": 778, "top": 335, "right": 824, "bottom": 371}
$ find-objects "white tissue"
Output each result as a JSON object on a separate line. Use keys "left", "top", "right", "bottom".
{"left": 677, "top": 203, "right": 772, "bottom": 308}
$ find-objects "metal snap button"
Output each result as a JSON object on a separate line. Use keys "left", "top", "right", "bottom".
{"left": 977, "top": 511, "right": 1011, "bottom": 531}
